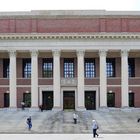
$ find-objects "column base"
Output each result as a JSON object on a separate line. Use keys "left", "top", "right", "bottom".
{"left": 98, "top": 106, "right": 109, "bottom": 112}
{"left": 52, "top": 106, "right": 62, "bottom": 111}
{"left": 76, "top": 107, "right": 86, "bottom": 111}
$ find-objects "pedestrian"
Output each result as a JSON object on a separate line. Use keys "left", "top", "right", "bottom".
{"left": 21, "top": 101, "right": 25, "bottom": 110}
{"left": 73, "top": 113, "right": 78, "bottom": 124}
{"left": 26, "top": 116, "right": 32, "bottom": 130}
{"left": 39, "top": 105, "right": 43, "bottom": 112}
{"left": 92, "top": 120, "right": 99, "bottom": 138}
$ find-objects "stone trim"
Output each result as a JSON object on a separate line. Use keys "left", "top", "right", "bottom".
{"left": 0, "top": 33, "right": 140, "bottom": 40}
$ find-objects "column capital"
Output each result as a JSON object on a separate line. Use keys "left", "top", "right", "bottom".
{"left": 76, "top": 49, "right": 85, "bottom": 57}
{"left": 9, "top": 50, "right": 16, "bottom": 57}
{"left": 99, "top": 49, "right": 107, "bottom": 57}
{"left": 31, "top": 50, "right": 38, "bottom": 57}
{"left": 121, "top": 49, "right": 129, "bottom": 57}
{"left": 52, "top": 49, "right": 61, "bottom": 57}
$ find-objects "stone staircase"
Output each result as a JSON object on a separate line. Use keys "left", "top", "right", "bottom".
{"left": 0, "top": 109, "right": 140, "bottom": 133}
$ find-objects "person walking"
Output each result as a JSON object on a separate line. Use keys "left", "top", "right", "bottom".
{"left": 92, "top": 120, "right": 99, "bottom": 138}
{"left": 26, "top": 116, "right": 32, "bottom": 130}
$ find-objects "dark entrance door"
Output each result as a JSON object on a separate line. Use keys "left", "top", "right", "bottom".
{"left": 4, "top": 93, "right": 9, "bottom": 107}
{"left": 129, "top": 92, "right": 135, "bottom": 107}
{"left": 63, "top": 91, "right": 75, "bottom": 110}
{"left": 107, "top": 92, "right": 115, "bottom": 107}
{"left": 85, "top": 91, "right": 96, "bottom": 110}
{"left": 42, "top": 91, "right": 53, "bottom": 110}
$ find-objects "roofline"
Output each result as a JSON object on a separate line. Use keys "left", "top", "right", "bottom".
{"left": 0, "top": 10, "right": 140, "bottom": 18}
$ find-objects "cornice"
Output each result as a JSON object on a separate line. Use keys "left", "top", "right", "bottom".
{"left": 0, "top": 33, "right": 140, "bottom": 40}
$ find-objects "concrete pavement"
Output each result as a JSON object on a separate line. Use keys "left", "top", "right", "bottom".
{"left": 1, "top": 134, "right": 140, "bottom": 140}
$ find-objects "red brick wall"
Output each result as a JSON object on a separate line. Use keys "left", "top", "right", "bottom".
{"left": 17, "top": 87, "right": 31, "bottom": 108}
{"left": 0, "top": 18, "right": 140, "bottom": 33}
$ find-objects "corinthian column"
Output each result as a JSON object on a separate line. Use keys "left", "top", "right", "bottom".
{"left": 52, "top": 50, "right": 61, "bottom": 110}
{"left": 121, "top": 50, "right": 129, "bottom": 108}
{"left": 77, "top": 50, "right": 86, "bottom": 111}
{"left": 31, "top": 50, "right": 39, "bottom": 109}
{"left": 9, "top": 50, "right": 17, "bottom": 108}
{"left": 99, "top": 50, "right": 107, "bottom": 108}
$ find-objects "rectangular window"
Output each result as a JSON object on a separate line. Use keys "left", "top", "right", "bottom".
{"left": 85, "top": 58, "right": 95, "bottom": 78}
{"left": 23, "top": 59, "right": 31, "bottom": 78}
{"left": 106, "top": 58, "right": 115, "bottom": 77}
{"left": 3, "top": 59, "right": 9, "bottom": 78}
{"left": 64, "top": 58, "right": 74, "bottom": 78}
{"left": 42, "top": 58, "right": 53, "bottom": 78}
{"left": 128, "top": 58, "right": 135, "bottom": 77}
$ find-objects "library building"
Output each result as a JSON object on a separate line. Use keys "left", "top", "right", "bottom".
{"left": 0, "top": 10, "right": 140, "bottom": 111}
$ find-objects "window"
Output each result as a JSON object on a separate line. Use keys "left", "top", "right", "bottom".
{"left": 106, "top": 58, "right": 115, "bottom": 77}
{"left": 107, "top": 92, "right": 115, "bottom": 107}
{"left": 42, "top": 58, "right": 53, "bottom": 78}
{"left": 23, "top": 93, "right": 31, "bottom": 107}
{"left": 64, "top": 58, "right": 74, "bottom": 78}
{"left": 85, "top": 58, "right": 95, "bottom": 78}
{"left": 23, "top": 59, "right": 31, "bottom": 78}
{"left": 128, "top": 58, "right": 135, "bottom": 77}
{"left": 3, "top": 59, "right": 9, "bottom": 78}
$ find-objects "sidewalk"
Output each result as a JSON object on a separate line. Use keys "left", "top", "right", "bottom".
{"left": 1, "top": 134, "right": 140, "bottom": 140}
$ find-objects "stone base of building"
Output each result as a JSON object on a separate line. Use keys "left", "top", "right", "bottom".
{"left": 76, "top": 107, "right": 86, "bottom": 111}
{"left": 29, "top": 107, "right": 40, "bottom": 112}
{"left": 120, "top": 107, "right": 134, "bottom": 112}
{"left": 98, "top": 106, "right": 109, "bottom": 112}
{"left": 7, "top": 107, "right": 18, "bottom": 111}
{"left": 52, "top": 106, "right": 62, "bottom": 111}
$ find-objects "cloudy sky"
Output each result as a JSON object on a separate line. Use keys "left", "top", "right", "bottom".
{"left": 0, "top": 0, "right": 140, "bottom": 11}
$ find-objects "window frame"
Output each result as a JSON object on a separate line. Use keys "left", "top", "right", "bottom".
{"left": 106, "top": 58, "right": 116, "bottom": 77}
{"left": 22, "top": 58, "right": 31, "bottom": 78}
{"left": 63, "top": 58, "right": 75, "bottom": 78}
{"left": 3, "top": 58, "right": 9, "bottom": 78}
{"left": 84, "top": 58, "right": 96, "bottom": 78}
{"left": 42, "top": 58, "right": 53, "bottom": 78}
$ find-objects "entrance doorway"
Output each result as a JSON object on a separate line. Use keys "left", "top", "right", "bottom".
{"left": 4, "top": 93, "right": 9, "bottom": 107}
{"left": 63, "top": 91, "right": 75, "bottom": 110}
{"left": 42, "top": 91, "right": 53, "bottom": 110}
{"left": 85, "top": 91, "right": 96, "bottom": 110}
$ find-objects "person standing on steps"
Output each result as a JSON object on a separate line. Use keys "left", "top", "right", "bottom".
{"left": 73, "top": 113, "right": 78, "bottom": 124}
{"left": 92, "top": 120, "right": 99, "bottom": 138}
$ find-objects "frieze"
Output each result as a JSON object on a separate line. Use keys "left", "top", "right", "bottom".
{"left": 0, "top": 33, "right": 140, "bottom": 40}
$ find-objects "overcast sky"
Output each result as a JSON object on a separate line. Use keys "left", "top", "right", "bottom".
{"left": 0, "top": 0, "right": 140, "bottom": 11}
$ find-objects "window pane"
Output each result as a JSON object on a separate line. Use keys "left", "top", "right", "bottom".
{"left": 3, "top": 59, "right": 9, "bottom": 78}
{"left": 85, "top": 58, "right": 95, "bottom": 78}
{"left": 128, "top": 58, "right": 135, "bottom": 77}
{"left": 23, "top": 59, "right": 31, "bottom": 78}
{"left": 64, "top": 58, "right": 74, "bottom": 78}
{"left": 106, "top": 58, "right": 115, "bottom": 77}
{"left": 42, "top": 58, "right": 53, "bottom": 78}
